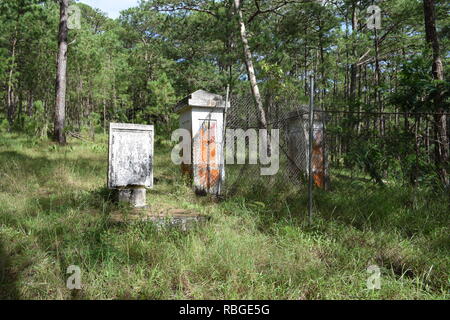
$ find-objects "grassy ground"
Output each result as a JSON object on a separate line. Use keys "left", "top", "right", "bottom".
{"left": 0, "top": 132, "right": 448, "bottom": 300}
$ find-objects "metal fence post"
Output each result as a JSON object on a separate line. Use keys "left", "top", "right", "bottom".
{"left": 217, "top": 85, "right": 230, "bottom": 197}
{"left": 308, "top": 75, "right": 315, "bottom": 225}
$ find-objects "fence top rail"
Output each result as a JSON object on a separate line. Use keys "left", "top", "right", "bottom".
{"left": 314, "top": 110, "right": 450, "bottom": 116}
{"left": 244, "top": 109, "right": 450, "bottom": 128}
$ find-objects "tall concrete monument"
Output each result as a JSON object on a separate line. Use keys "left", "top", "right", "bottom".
{"left": 174, "top": 90, "right": 228, "bottom": 195}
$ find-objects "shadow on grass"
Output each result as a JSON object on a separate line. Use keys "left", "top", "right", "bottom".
{"left": 0, "top": 240, "right": 20, "bottom": 300}
{"left": 0, "top": 144, "right": 193, "bottom": 298}
{"left": 29, "top": 187, "right": 128, "bottom": 300}
{"left": 0, "top": 150, "right": 121, "bottom": 299}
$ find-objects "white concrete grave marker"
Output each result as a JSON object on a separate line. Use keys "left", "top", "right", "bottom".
{"left": 108, "top": 123, "right": 154, "bottom": 208}
{"left": 174, "top": 90, "right": 228, "bottom": 195}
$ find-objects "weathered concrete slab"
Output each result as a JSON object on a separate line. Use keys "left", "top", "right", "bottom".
{"left": 174, "top": 89, "right": 226, "bottom": 113}
{"left": 108, "top": 123, "right": 154, "bottom": 189}
{"left": 146, "top": 213, "right": 210, "bottom": 231}
{"left": 110, "top": 208, "right": 210, "bottom": 231}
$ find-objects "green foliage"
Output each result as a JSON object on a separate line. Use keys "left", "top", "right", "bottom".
{"left": 345, "top": 135, "right": 389, "bottom": 184}
{"left": 390, "top": 54, "right": 450, "bottom": 112}
{"left": 23, "top": 100, "right": 48, "bottom": 138}
{"left": 1, "top": 0, "right": 447, "bottom": 143}
{"left": 0, "top": 118, "right": 9, "bottom": 133}
{"left": 88, "top": 112, "right": 102, "bottom": 129}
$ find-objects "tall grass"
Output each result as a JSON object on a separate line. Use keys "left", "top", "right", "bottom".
{"left": 0, "top": 133, "right": 448, "bottom": 299}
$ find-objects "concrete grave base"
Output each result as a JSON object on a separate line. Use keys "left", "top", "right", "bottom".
{"left": 117, "top": 187, "right": 147, "bottom": 208}
{"left": 110, "top": 208, "right": 210, "bottom": 231}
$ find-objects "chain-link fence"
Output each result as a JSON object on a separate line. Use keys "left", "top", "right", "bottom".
{"left": 222, "top": 92, "right": 326, "bottom": 199}
{"left": 321, "top": 109, "right": 450, "bottom": 186}
{"left": 222, "top": 91, "right": 450, "bottom": 205}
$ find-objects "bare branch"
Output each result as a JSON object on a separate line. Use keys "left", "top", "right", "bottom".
{"left": 246, "top": 0, "right": 311, "bottom": 24}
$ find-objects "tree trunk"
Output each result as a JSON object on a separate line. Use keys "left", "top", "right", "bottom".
{"left": 233, "top": 0, "right": 267, "bottom": 129}
{"left": 103, "top": 96, "right": 107, "bottom": 134}
{"left": 423, "top": 0, "right": 449, "bottom": 187}
{"left": 54, "top": 0, "right": 69, "bottom": 144}
{"left": 423, "top": 0, "right": 444, "bottom": 82}
{"left": 349, "top": 4, "right": 358, "bottom": 102}
{"left": 7, "top": 29, "right": 18, "bottom": 130}
{"left": 28, "top": 91, "right": 34, "bottom": 116}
